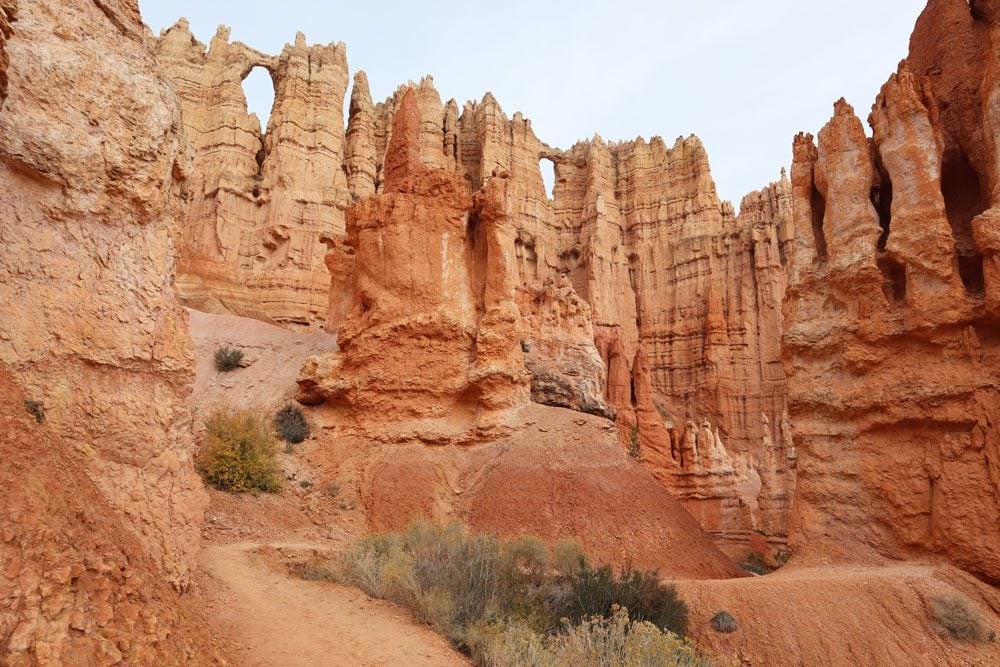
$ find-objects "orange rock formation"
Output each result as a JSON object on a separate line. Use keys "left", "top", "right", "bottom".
{"left": 0, "top": 0, "right": 205, "bottom": 588}
{"left": 297, "top": 90, "right": 530, "bottom": 443}
{"left": 156, "top": 27, "right": 796, "bottom": 549}
{"left": 785, "top": 0, "right": 1000, "bottom": 583}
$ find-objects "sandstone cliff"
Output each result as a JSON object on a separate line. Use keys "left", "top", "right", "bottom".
{"left": 0, "top": 0, "right": 206, "bottom": 589}
{"left": 157, "top": 27, "right": 796, "bottom": 548}
{"left": 155, "top": 21, "right": 350, "bottom": 329}
{"left": 785, "top": 0, "right": 1000, "bottom": 583}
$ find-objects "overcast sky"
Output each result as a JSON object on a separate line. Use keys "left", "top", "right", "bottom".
{"left": 141, "top": 1, "right": 925, "bottom": 208}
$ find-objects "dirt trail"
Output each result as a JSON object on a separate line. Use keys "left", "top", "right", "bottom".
{"left": 199, "top": 542, "right": 468, "bottom": 667}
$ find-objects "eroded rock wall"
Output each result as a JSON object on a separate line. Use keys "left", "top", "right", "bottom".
{"left": 297, "top": 91, "right": 530, "bottom": 443}
{"left": 155, "top": 21, "right": 350, "bottom": 328}
{"left": 0, "top": 369, "right": 215, "bottom": 663}
{"left": 0, "top": 0, "right": 206, "bottom": 588}
{"left": 785, "top": 0, "right": 1000, "bottom": 582}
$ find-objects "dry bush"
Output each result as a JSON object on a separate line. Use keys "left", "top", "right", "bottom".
{"left": 213, "top": 345, "right": 244, "bottom": 372}
{"left": 471, "top": 607, "right": 716, "bottom": 667}
{"left": 274, "top": 403, "right": 309, "bottom": 443}
{"left": 316, "top": 520, "right": 714, "bottom": 665}
{"left": 931, "top": 594, "right": 990, "bottom": 643}
{"left": 197, "top": 409, "right": 282, "bottom": 493}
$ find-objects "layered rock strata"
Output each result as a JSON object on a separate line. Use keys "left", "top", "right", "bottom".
{"left": 297, "top": 91, "right": 530, "bottom": 443}
{"left": 0, "top": 0, "right": 205, "bottom": 588}
{"left": 159, "top": 22, "right": 796, "bottom": 547}
{"left": 155, "top": 22, "right": 350, "bottom": 328}
{"left": 785, "top": 0, "right": 1000, "bottom": 582}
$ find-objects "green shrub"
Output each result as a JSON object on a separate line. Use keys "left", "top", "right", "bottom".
{"left": 551, "top": 561, "right": 688, "bottom": 637}
{"left": 214, "top": 346, "right": 244, "bottom": 372}
{"left": 274, "top": 403, "right": 309, "bottom": 443}
{"left": 711, "top": 610, "right": 738, "bottom": 633}
{"left": 197, "top": 409, "right": 282, "bottom": 493}
{"left": 739, "top": 551, "right": 770, "bottom": 575}
{"left": 931, "top": 594, "right": 990, "bottom": 643}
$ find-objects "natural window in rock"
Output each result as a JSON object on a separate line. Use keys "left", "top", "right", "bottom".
{"left": 242, "top": 66, "right": 276, "bottom": 137}
{"left": 540, "top": 158, "right": 556, "bottom": 200}
{"left": 941, "top": 150, "right": 987, "bottom": 296}
{"left": 877, "top": 254, "right": 907, "bottom": 302}
{"left": 871, "top": 169, "right": 893, "bottom": 251}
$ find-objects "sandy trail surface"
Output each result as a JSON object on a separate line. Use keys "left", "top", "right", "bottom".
{"left": 199, "top": 542, "right": 468, "bottom": 667}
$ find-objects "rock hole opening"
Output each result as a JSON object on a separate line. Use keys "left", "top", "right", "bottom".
{"left": 539, "top": 158, "right": 556, "bottom": 200}
{"left": 810, "top": 184, "right": 829, "bottom": 262}
{"left": 941, "top": 149, "right": 988, "bottom": 296}
{"left": 871, "top": 167, "right": 893, "bottom": 251}
{"left": 877, "top": 254, "right": 907, "bottom": 302}
{"left": 242, "top": 66, "right": 276, "bottom": 176}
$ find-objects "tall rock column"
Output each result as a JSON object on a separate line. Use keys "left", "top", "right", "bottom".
{"left": 298, "top": 91, "right": 530, "bottom": 442}
{"left": 784, "top": 0, "right": 1000, "bottom": 583}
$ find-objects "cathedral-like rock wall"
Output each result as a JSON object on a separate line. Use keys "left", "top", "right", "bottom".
{"left": 157, "top": 24, "right": 796, "bottom": 549}
{"left": 155, "top": 21, "right": 350, "bottom": 328}
{"left": 785, "top": 0, "right": 1000, "bottom": 583}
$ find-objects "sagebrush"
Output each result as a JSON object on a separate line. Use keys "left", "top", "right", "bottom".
{"left": 274, "top": 403, "right": 309, "bottom": 443}
{"left": 214, "top": 346, "right": 244, "bottom": 372}
{"left": 197, "top": 409, "right": 282, "bottom": 493}
{"left": 711, "top": 610, "right": 738, "bottom": 633}
{"left": 931, "top": 594, "right": 990, "bottom": 643}
{"left": 301, "top": 520, "right": 717, "bottom": 666}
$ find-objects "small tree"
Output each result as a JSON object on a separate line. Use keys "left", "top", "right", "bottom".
{"left": 628, "top": 425, "right": 643, "bottom": 462}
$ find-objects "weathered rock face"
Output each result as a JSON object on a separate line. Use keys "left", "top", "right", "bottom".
{"left": 0, "top": 0, "right": 206, "bottom": 588}
{"left": 155, "top": 21, "right": 350, "bottom": 328}
{"left": 160, "top": 24, "right": 795, "bottom": 548}
{"left": 0, "top": 369, "right": 214, "bottom": 664}
{"left": 785, "top": 0, "right": 1000, "bottom": 583}
{"left": 297, "top": 91, "right": 530, "bottom": 442}
{"left": 516, "top": 276, "right": 612, "bottom": 419}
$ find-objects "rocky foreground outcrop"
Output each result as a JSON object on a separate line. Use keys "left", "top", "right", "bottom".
{"left": 0, "top": 0, "right": 205, "bottom": 589}
{"left": 785, "top": 0, "right": 1000, "bottom": 583}
{"left": 0, "top": 370, "right": 214, "bottom": 664}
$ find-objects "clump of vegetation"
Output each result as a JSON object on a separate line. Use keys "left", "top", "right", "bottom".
{"left": 324, "top": 482, "right": 341, "bottom": 499}
{"left": 774, "top": 549, "right": 791, "bottom": 567}
{"left": 627, "top": 425, "right": 643, "bottom": 462}
{"left": 711, "top": 610, "right": 738, "bottom": 633}
{"left": 302, "top": 520, "right": 715, "bottom": 665}
{"left": 739, "top": 551, "right": 771, "bottom": 576}
{"left": 197, "top": 409, "right": 282, "bottom": 493}
{"left": 214, "top": 345, "right": 244, "bottom": 372}
{"left": 24, "top": 399, "right": 44, "bottom": 423}
{"left": 931, "top": 594, "right": 991, "bottom": 643}
{"left": 274, "top": 403, "right": 309, "bottom": 444}
{"left": 471, "top": 606, "right": 713, "bottom": 667}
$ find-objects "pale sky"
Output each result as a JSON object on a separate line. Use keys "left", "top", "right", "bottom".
{"left": 141, "top": 1, "right": 925, "bottom": 209}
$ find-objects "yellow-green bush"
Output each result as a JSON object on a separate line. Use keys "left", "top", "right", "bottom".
{"left": 197, "top": 409, "right": 282, "bottom": 493}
